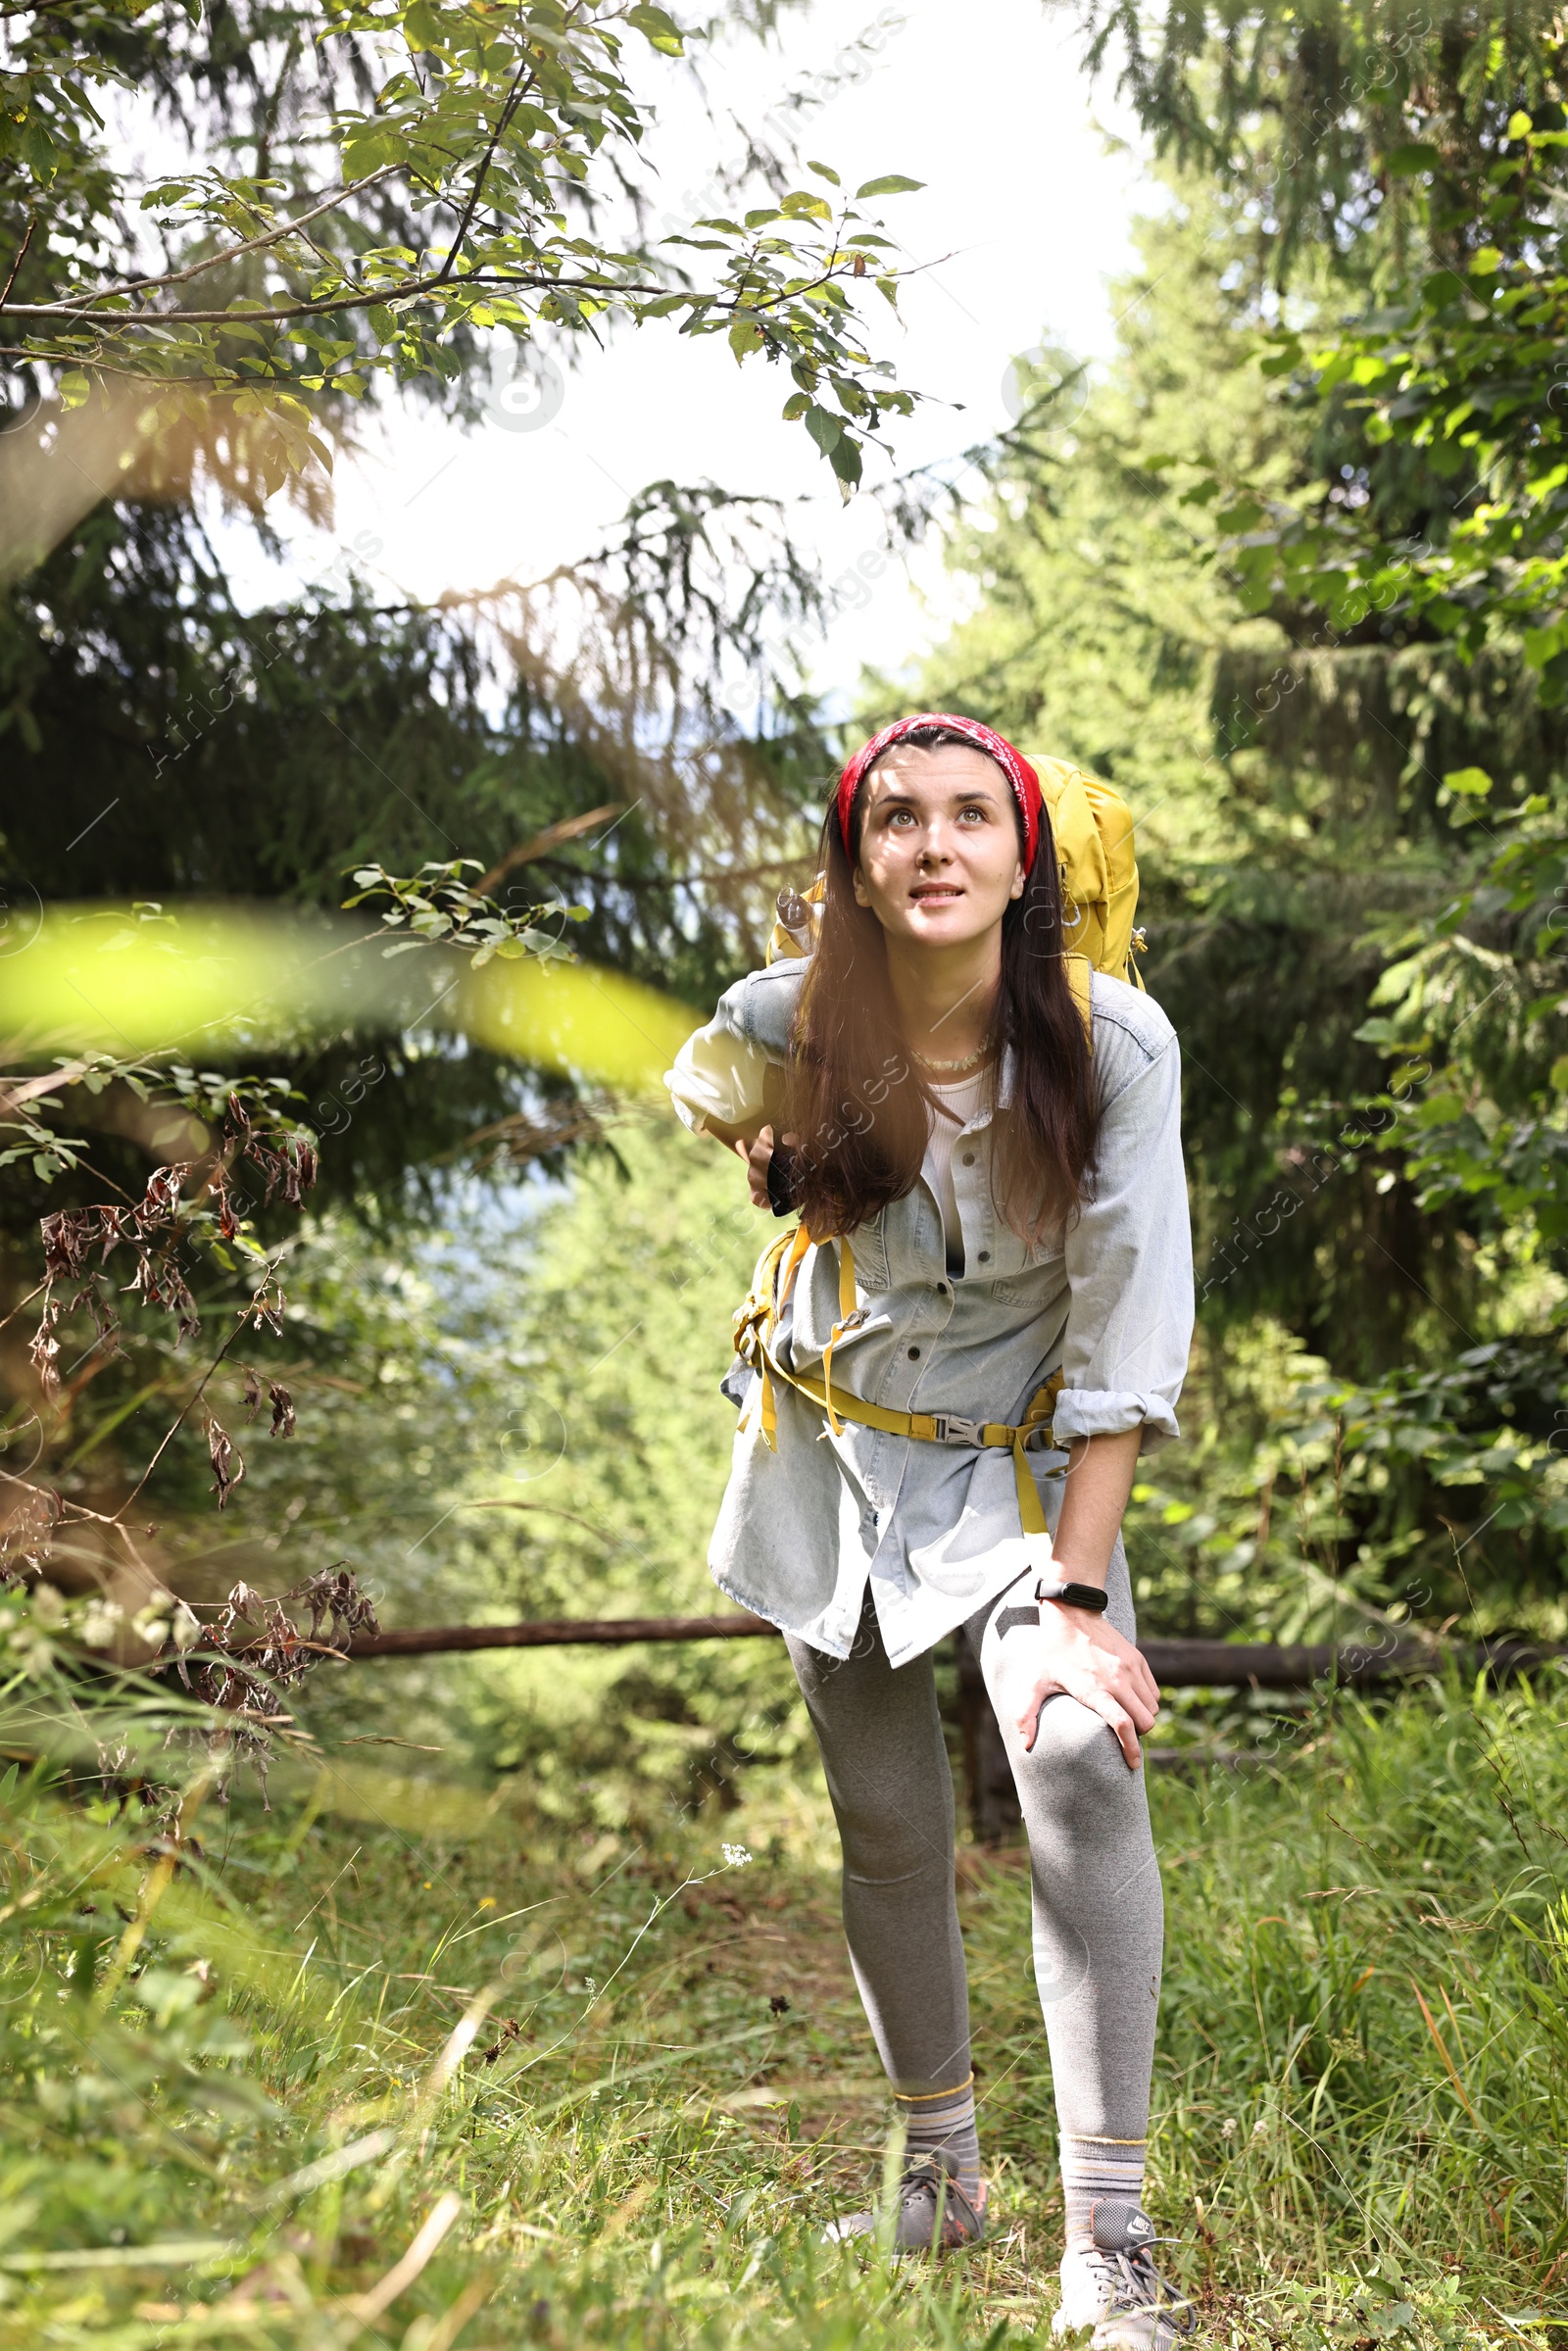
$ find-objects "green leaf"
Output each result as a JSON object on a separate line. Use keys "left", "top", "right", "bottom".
{"left": 21, "top": 118, "right": 60, "bottom": 181}
{"left": 1442, "top": 766, "right": 1493, "bottom": 798}
{"left": 828, "top": 431, "right": 862, "bottom": 487}
{"left": 1421, "top": 269, "right": 1469, "bottom": 309}
{"left": 627, "top": 4, "right": 684, "bottom": 54}
{"left": 404, "top": 0, "right": 445, "bottom": 48}
{"left": 803, "top": 403, "right": 842, "bottom": 454}
{"left": 1508, "top": 109, "right": 1534, "bottom": 139}
{"left": 807, "top": 161, "right": 841, "bottom": 185}
{"left": 341, "top": 128, "right": 402, "bottom": 180}
{"left": 728, "top": 318, "right": 763, "bottom": 361}
{"left": 1524, "top": 619, "right": 1568, "bottom": 668}
{"left": 855, "top": 174, "right": 924, "bottom": 199}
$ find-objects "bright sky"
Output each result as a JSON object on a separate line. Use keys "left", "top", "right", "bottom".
{"left": 226, "top": 0, "right": 1153, "bottom": 710}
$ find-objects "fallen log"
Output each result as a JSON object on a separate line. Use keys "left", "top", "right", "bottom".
{"left": 347, "top": 1611, "right": 775, "bottom": 1657}
{"left": 1136, "top": 1636, "right": 1567, "bottom": 1688}
{"left": 343, "top": 1616, "right": 1566, "bottom": 1687}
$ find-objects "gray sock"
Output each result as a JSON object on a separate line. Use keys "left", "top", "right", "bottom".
{"left": 896, "top": 2077, "right": 982, "bottom": 2201}
{"left": 1059, "top": 2132, "right": 1146, "bottom": 2243}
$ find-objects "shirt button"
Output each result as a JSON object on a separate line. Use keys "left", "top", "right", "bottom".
{"left": 978, "top": 1249, "right": 991, "bottom": 1263}
{"left": 907, "top": 1346, "right": 921, "bottom": 1359}
{"left": 961, "top": 1151, "right": 976, "bottom": 1166}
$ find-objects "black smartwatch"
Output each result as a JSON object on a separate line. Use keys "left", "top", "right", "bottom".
{"left": 1035, "top": 1577, "right": 1110, "bottom": 1615}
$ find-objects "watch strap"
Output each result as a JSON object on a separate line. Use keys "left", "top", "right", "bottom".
{"left": 1035, "top": 1577, "right": 1110, "bottom": 1615}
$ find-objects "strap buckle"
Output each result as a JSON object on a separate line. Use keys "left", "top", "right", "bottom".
{"left": 928, "top": 1412, "right": 983, "bottom": 1445}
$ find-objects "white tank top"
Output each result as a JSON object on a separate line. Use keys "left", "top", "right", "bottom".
{"left": 921, "top": 1067, "right": 991, "bottom": 1276}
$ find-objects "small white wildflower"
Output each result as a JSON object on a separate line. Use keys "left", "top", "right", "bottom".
{"left": 721, "top": 1843, "right": 754, "bottom": 1868}
{"left": 79, "top": 1599, "right": 124, "bottom": 1650}
{"left": 13, "top": 1626, "right": 56, "bottom": 1677}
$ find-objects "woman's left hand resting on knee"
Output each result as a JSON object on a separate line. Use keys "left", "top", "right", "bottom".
{"left": 998, "top": 1427, "right": 1159, "bottom": 1772}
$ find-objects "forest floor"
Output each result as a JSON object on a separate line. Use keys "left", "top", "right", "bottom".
{"left": 5, "top": 1673, "right": 1568, "bottom": 2349}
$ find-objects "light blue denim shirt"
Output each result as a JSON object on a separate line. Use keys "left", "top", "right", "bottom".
{"left": 665, "top": 962, "right": 1194, "bottom": 1667}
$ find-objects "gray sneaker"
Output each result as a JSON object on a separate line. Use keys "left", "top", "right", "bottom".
{"left": 823, "top": 2150, "right": 986, "bottom": 2255}
{"left": 1054, "top": 2203, "right": 1195, "bottom": 2349}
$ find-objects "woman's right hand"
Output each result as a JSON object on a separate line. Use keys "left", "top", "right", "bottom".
{"left": 994, "top": 1603, "right": 1159, "bottom": 1770}
{"left": 730, "top": 1124, "right": 771, "bottom": 1207}
{"left": 732, "top": 1125, "right": 798, "bottom": 1210}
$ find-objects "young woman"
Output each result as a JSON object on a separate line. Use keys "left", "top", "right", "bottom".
{"left": 665, "top": 715, "right": 1195, "bottom": 2348}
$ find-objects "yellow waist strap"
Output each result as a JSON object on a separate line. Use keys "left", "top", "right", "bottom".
{"left": 733, "top": 1227, "right": 1064, "bottom": 1547}
{"left": 756, "top": 1348, "right": 1063, "bottom": 1542}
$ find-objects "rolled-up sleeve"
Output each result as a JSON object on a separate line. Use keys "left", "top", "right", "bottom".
{"left": 665, "top": 978, "right": 771, "bottom": 1136}
{"left": 1054, "top": 1021, "right": 1194, "bottom": 1452}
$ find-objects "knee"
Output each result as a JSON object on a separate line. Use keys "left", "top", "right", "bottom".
{"left": 1014, "top": 1695, "right": 1150, "bottom": 1826}
{"left": 830, "top": 1782, "right": 952, "bottom": 1886}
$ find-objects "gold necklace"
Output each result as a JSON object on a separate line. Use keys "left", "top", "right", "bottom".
{"left": 910, "top": 1036, "right": 994, "bottom": 1076}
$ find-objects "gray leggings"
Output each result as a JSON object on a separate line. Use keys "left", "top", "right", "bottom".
{"left": 785, "top": 1546, "right": 1162, "bottom": 2139}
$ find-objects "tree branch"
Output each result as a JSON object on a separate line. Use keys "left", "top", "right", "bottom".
{"left": 0, "top": 167, "right": 402, "bottom": 317}
{"left": 0, "top": 217, "right": 35, "bottom": 308}
{"left": 0, "top": 229, "right": 857, "bottom": 333}
{"left": 476, "top": 803, "right": 626, "bottom": 893}
{"left": 427, "top": 44, "right": 542, "bottom": 294}
{"left": 113, "top": 1260, "right": 281, "bottom": 1520}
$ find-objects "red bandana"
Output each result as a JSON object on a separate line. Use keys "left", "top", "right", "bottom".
{"left": 836, "top": 713, "right": 1043, "bottom": 870}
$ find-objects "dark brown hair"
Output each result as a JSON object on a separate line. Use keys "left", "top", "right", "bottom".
{"left": 788, "top": 726, "right": 1100, "bottom": 1242}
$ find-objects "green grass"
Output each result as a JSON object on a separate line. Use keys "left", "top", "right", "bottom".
{"left": 4, "top": 1670, "right": 1568, "bottom": 2349}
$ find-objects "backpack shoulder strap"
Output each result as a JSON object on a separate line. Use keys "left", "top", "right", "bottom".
{"left": 767, "top": 875, "right": 826, "bottom": 965}
{"left": 1064, "top": 953, "right": 1094, "bottom": 1051}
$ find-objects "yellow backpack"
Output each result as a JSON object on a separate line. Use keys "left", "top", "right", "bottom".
{"left": 767, "top": 755, "right": 1145, "bottom": 1040}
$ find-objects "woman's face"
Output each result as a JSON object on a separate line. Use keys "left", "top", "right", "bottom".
{"left": 852, "top": 743, "right": 1026, "bottom": 951}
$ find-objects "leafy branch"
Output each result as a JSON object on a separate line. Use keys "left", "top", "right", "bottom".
{"left": 341, "top": 857, "right": 590, "bottom": 966}
{"left": 1, "top": 0, "right": 922, "bottom": 487}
